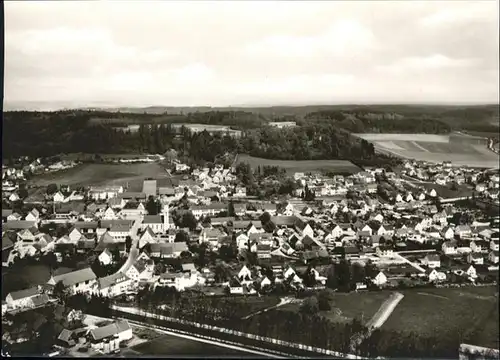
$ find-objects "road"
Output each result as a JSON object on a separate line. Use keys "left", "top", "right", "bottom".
{"left": 393, "top": 252, "right": 426, "bottom": 273}
{"left": 350, "top": 292, "right": 404, "bottom": 353}
{"left": 117, "top": 217, "right": 143, "bottom": 274}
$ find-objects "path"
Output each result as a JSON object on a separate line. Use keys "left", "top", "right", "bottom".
{"left": 393, "top": 252, "right": 426, "bottom": 273}
{"left": 417, "top": 292, "right": 449, "bottom": 300}
{"left": 117, "top": 218, "right": 143, "bottom": 274}
{"left": 350, "top": 292, "right": 404, "bottom": 353}
{"left": 242, "top": 297, "right": 295, "bottom": 320}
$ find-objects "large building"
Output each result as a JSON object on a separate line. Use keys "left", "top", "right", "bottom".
{"left": 142, "top": 180, "right": 157, "bottom": 198}
{"left": 268, "top": 121, "right": 297, "bottom": 129}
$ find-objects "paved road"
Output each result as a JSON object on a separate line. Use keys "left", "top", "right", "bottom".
{"left": 117, "top": 218, "right": 143, "bottom": 274}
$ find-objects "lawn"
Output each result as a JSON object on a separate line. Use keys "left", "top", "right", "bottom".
{"left": 131, "top": 334, "right": 252, "bottom": 357}
{"left": 2, "top": 264, "right": 73, "bottom": 299}
{"left": 278, "top": 291, "right": 391, "bottom": 326}
{"left": 235, "top": 154, "right": 361, "bottom": 174}
{"left": 382, "top": 286, "right": 499, "bottom": 349}
{"left": 27, "top": 163, "right": 169, "bottom": 189}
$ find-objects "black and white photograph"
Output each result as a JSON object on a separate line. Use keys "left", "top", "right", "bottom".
{"left": 1, "top": 1, "right": 499, "bottom": 358}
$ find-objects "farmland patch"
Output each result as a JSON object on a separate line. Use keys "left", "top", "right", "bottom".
{"left": 235, "top": 154, "right": 361, "bottom": 174}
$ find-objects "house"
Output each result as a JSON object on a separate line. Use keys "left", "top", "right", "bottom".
{"left": 97, "top": 272, "right": 133, "bottom": 297}
{"left": 372, "top": 271, "right": 387, "bottom": 286}
{"left": 422, "top": 254, "right": 441, "bottom": 268}
{"left": 25, "top": 208, "right": 40, "bottom": 222}
{"left": 488, "top": 250, "right": 499, "bottom": 264}
{"left": 149, "top": 242, "right": 188, "bottom": 259}
{"left": 491, "top": 239, "right": 499, "bottom": 251}
{"left": 455, "top": 225, "right": 472, "bottom": 239}
{"left": 256, "top": 244, "right": 272, "bottom": 259}
{"left": 89, "top": 186, "right": 124, "bottom": 200}
{"left": 138, "top": 227, "right": 157, "bottom": 249}
{"left": 468, "top": 253, "right": 484, "bottom": 265}
{"left": 125, "top": 259, "right": 154, "bottom": 282}
{"left": 471, "top": 240, "right": 488, "bottom": 253}
{"left": 47, "top": 268, "right": 97, "bottom": 295}
{"left": 102, "top": 207, "right": 118, "bottom": 220}
{"left": 117, "top": 201, "right": 147, "bottom": 219}
{"left": 376, "top": 246, "right": 394, "bottom": 257}
{"left": 295, "top": 220, "right": 314, "bottom": 238}
{"left": 235, "top": 232, "right": 250, "bottom": 251}
{"left": 53, "top": 192, "right": 66, "bottom": 203}
{"left": 89, "top": 320, "right": 132, "bottom": 353}
{"left": 228, "top": 277, "right": 244, "bottom": 294}
{"left": 442, "top": 240, "right": 458, "bottom": 255}
{"left": 426, "top": 269, "right": 446, "bottom": 283}
{"left": 5, "top": 287, "right": 42, "bottom": 310}
{"left": 9, "top": 193, "right": 20, "bottom": 202}
{"left": 199, "top": 228, "right": 226, "bottom": 247}
{"left": 98, "top": 249, "right": 114, "bottom": 266}
{"left": 442, "top": 227, "right": 455, "bottom": 240}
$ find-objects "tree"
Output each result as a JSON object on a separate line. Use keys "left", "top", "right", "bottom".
{"left": 46, "top": 183, "right": 58, "bottom": 195}
{"left": 180, "top": 212, "right": 198, "bottom": 230}
{"left": 318, "top": 290, "right": 332, "bottom": 311}
{"left": 19, "top": 188, "right": 29, "bottom": 199}
{"left": 180, "top": 251, "right": 192, "bottom": 260}
{"left": 228, "top": 201, "right": 235, "bottom": 217}
{"left": 154, "top": 263, "right": 166, "bottom": 275}
{"left": 175, "top": 231, "right": 189, "bottom": 243}
{"left": 125, "top": 236, "right": 132, "bottom": 253}
{"left": 53, "top": 280, "right": 67, "bottom": 303}
{"left": 300, "top": 296, "right": 319, "bottom": 314}
{"left": 146, "top": 195, "right": 159, "bottom": 215}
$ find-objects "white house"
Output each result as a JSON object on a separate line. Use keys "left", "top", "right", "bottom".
{"left": 427, "top": 269, "right": 446, "bottom": 282}
{"left": 467, "top": 253, "right": 484, "bottom": 265}
{"left": 5, "top": 287, "right": 42, "bottom": 310}
{"left": 25, "top": 209, "right": 40, "bottom": 222}
{"left": 97, "top": 272, "right": 133, "bottom": 297}
{"left": 98, "top": 249, "right": 114, "bottom": 266}
{"left": 125, "top": 259, "right": 154, "bottom": 282}
{"left": 422, "top": 254, "right": 441, "bottom": 268}
{"left": 376, "top": 246, "right": 394, "bottom": 257}
{"left": 53, "top": 192, "right": 66, "bottom": 203}
{"left": 488, "top": 250, "right": 499, "bottom": 264}
{"left": 47, "top": 268, "right": 97, "bottom": 295}
{"left": 372, "top": 271, "right": 388, "bottom": 286}
{"left": 89, "top": 320, "right": 132, "bottom": 352}
{"left": 238, "top": 265, "right": 253, "bottom": 283}
{"left": 442, "top": 240, "right": 458, "bottom": 255}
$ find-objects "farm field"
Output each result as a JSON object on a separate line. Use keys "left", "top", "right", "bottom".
{"left": 353, "top": 133, "right": 498, "bottom": 168}
{"left": 27, "top": 163, "right": 170, "bottom": 190}
{"left": 235, "top": 154, "right": 361, "bottom": 174}
{"left": 383, "top": 286, "right": 499, "bottom": 349}
{"left": 130, "top": 334, "right": 253, "bottom": 357}
{"left": 277, "top": 291, "right": 391, "bottom": 326}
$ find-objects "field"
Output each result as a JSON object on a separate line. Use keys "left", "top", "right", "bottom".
{"left": 27, "top": 163, "right": 170, "bottom": 190}
{"left": 277, "top": 291, "right": 391, "bottom": 326}
{"left": 130, "top": 334, "right": 252, "bottom": 357}
{"left": 382, "top": 286, "right": 499, "bottom": 349}
{"left": 235, "top": 154, "right": 361, "bottom": 174}
{"left": 353, "top": 133, "right": 498, "bottom": 168}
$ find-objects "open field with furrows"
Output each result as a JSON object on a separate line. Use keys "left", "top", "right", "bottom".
{"left": 27, "top": 163, "right": 170, "bottom": 190}
{"left": 383, "top": 286, "right": 499, "bottom": 349}
{"left": 277, "top": 291, "right": 391, "bottom": 326}
{"left": 236, "top": 154, "right": 361, "bottom": 174}
{"left": 353, "top": 133, "right": 499, "bottom": 168}
{"left": 129, "top": 334, "right": 252, "bottom": 357}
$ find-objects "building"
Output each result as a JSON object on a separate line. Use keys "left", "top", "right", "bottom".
{"left": 89, "top": 320, "right": 132, "bottom": 353}
{"left": 47, "top": 268, "right": 97, "bottom": 295}
{"left": 97, "top": 273, "right": 133, "bottom": 297}
{"left": 142, "top": 180, "right": 157, "bottom": 198}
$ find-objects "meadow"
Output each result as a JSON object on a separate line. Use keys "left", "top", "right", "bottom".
{"left": 235, "top": 154, "right": 361, "bottom": 174}
{"left": 353, "top": 133, "right": 498, "bottom": 168}
{"left": 383, "top": 286, "right": 499, "bottom": 349}
{"left": 27, "top": 163, "right": 170, "bottom": 190}
{"left": 130, "top": 334, "right": 252, "bottom": 357}
{"left": 277, "top": 291, "right": 391, "bottom": 326}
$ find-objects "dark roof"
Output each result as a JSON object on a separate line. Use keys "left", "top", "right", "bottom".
{"left": 74, "top": 221, "right": 98, "bottom": 229}
{"left": 118, "top": 192, "right": 146, "bottom": 200}
{"left": 2, "top": 233, "right": 15, "bottom": 250}
{"left": 90, "top": 320, "right": 131, "bottom": 341}
{"left": 8, "top": 286, "right": 40, "bottom": 300}
{"left": 3, "top": 220, "right": 37, "bottom": 230}
{"left": 143, "top": 215, "right": 162, "bottom": 224}
{"left": 2, "top": 209, "right": 13, "bottom": 217}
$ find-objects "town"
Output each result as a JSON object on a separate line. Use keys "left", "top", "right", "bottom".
{"left": 2, "top": 154, "right": 499, "bottom": 357}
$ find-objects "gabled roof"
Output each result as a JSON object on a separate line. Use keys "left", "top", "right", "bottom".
{"left": 50, "top": 268, "right": 96, "bottom": 287}
{"left": 98, "top": 272, "right": 130, "bottom": 289}
{"left": 89, "top": 320, "right": 131, "bottom": 341}
{"left": 143, "top": 215, "right": 162, "bottom": 224}
{"left": 3, "top": 220, "right": 37, "bottom": 230}
{"left": 8, "top": 286, "right": 40, "bottom": 301}
{"left": 2, "top": 209, "right": 13, "bottom": 217}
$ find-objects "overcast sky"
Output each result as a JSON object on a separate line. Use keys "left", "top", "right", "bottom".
{"left": 4, "top": 1, "right": 499, "bottom": 109}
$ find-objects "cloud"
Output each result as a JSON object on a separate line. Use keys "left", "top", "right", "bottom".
{"left": 4, "top": 1, "right": 499, "bottom": 107}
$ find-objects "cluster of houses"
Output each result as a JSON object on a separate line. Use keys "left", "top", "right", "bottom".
{"left": 402, "top": 160, "right": 500, "bottom": 200}
{"left": 2, "top": 161, "right": 499, "bottom": 315}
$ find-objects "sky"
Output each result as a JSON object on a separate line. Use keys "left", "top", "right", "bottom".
{"left": 4, "top": 1, "right": 499, "bottom": 110}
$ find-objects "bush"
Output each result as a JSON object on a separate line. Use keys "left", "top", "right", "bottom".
{"left": 77, "top": 347, "right": 88, "bottom": 353}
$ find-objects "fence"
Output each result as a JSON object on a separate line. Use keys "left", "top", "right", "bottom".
{"left": 111, "top": 305, "right": 362, "bottom": 359}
